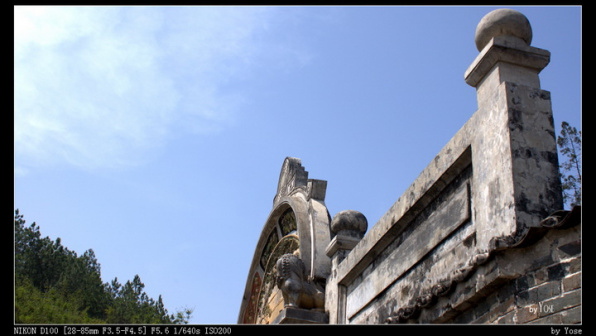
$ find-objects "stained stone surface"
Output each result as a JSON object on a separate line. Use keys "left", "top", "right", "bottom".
{"left": 238, "top": 8, "right": 579, "bottom": 325}
{"left": 323, "top": 8, "right": 568, "bottom": 324}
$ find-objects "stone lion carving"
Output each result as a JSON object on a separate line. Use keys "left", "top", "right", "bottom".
{"left": 275, "top": 253, "right": 325, "bottom": 310}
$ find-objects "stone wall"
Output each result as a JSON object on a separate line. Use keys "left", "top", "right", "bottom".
{"left": 448, "top": 210, "right": 581, "bottom": 324}
{"left": 238, "top": 8, "right": 581, "bottom": 326}
{"left": 337, "top": 211, "right": 581, "bottom": 324}
{"left": 322, "top": 8, "right": 580, "bottom": 325}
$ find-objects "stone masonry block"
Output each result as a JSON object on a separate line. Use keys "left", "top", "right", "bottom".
{"left": 561, "top": 306, "right": 582, "bottom": 324}
{"left": 542, "top": 289, "right": 581, "bottom": 314}
{"left": 531, "top": 281, "right": 561, "bottom": 301}
{"left": 496, "top": 279, "right": 517, "bottom": 302}
{"left": 547, "top": 262, "right": 570, "bottom": 282}
{"left": 517, "top": 280, "right": 561, "bottom": 307}
{"left": 475, "top": 296, "right": 516, "bottom": 324}
{"left": 563, "top": 273, "right": 581, "bottom": 292}
{"left": 568, "top": 256, "right": 581, "bottom": 274}
{"left": 528, "top": 312, "right": 562, "bottom": 324}
{"left": 474, "top": 292, "right": 498, "bottom": 320}
{"left": 533, "top": 268, "right": 549, "bottom": 287}
{"left": 517, "top": 304, "right": 539, "bottom": 323}
{"left": 514, "top": 274, "right": 531, "bottom": 293}
{"left": 496, "top": 310, "right": 516, "bottom": 324}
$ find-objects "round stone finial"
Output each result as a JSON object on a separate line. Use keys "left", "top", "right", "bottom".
{"left": 330, "top": 210, "right": 368, "bottom": 237}
{"left": 474, "top": 8, "right": 533, "bottom": 51}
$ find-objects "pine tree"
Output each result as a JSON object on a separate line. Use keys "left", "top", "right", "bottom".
{"left": 14, "top": 209, "right": 193, "bottom": 324}
{"left": 557, "top": 121, "right": 582, "bottom": 208}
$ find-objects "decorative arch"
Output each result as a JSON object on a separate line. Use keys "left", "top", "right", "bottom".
{"left": 238, "top": 157, "right": 332, "bottom": 324}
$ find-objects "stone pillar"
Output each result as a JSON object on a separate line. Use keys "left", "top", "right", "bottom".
{"left": 464, "top": 9, "right": 563, "bottom": 252}
{"left": 465, "top": 8, "right": 550, "bottom": 105}
{"left": 325, "top": 210, "right": 368, "bottom": 324}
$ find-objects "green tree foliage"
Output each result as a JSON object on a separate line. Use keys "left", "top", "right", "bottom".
{"left": 557, "top": 121, "right": 582, "bottom": 207}
{"left": 14, "top": 209, "right": 193, "bottom": 324}
{"left": 15, "top": 277, "right": 104, "bottom": 324}
{"left": 105, "top": 275, "right": 179, "bottom": 324}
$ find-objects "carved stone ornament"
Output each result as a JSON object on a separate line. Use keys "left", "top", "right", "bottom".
{"left": 273, "top": 157, "right": 308, "bottom": 206}
{"left": 275, "top": 253, "right": 325, "bottom": 310}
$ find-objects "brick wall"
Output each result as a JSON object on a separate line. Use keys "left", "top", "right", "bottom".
{"left": 449, "top": 222, "right": 581, "bottom": 324}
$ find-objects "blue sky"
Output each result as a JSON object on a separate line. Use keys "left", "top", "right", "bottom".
{"left": 14, "top": 6, "right": 581, "bottom": 324}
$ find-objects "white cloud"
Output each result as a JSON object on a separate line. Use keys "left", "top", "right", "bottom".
{"left": 14, "top": 6, "right": 304, "bottom": 173}
{"left": 15, "top": 7, "right": 174, "bottom": 171}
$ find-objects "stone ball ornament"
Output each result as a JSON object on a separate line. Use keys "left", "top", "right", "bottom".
{"left": 475, "top": 8, "right": 533, "bottom": 51}
{"left": 330, "top": 210, "right": 368, "bottom": 238}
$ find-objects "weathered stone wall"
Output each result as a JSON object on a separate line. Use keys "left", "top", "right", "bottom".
{"left": 343, "top": 224, "right": 582, "bottom": 324}
{"left": 344, "top": 164, "right": 475, "bottom": 323}
{"left": 323, "top": 8, "right": 580, "bottom": 325}
{"left": 448, "top": 216, "right": 581, "bottom": 324}
{"left": 238, "top": 8, "right": 581, "bottom": 326}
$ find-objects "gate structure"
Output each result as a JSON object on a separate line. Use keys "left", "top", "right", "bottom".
{"left": 238, "top": 8, "right": 581, "bottom": 325}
